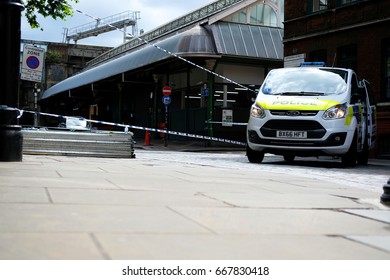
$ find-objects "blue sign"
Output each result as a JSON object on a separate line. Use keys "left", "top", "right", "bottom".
{"left": 26, "top": 56, "right": 40, "bottom": 69}
{"left": 162, "top": 95, "right": 171, "bottom": 105}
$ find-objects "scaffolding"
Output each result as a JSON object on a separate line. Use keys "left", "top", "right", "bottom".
{"left": 64, "top": 11, "right": 141, "bottom": 44}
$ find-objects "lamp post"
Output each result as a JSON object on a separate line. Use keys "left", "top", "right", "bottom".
{"left": 0, "top": 0, "right": 24, "bottom": 161}
{"left": 380, "top": 179, "right": 390, "bottom": 206}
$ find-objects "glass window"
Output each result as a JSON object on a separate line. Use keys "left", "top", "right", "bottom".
{"left": 229, "top": 10, "right": 247, "bottom": 24}
{"left": 261, "top": 68, "right": 348, "bottom": 96}
{"left": 337, "top": 45, "right": 357, "bottom": 70}
{"left": 250, "top": 4, "right": 277, "bottom": 26}
{"left": 385, "top": 39, "right": 390, "bottom": 100}
{"left": 309, "top": 49, "right": 327, "bottom": 63}
{"left": 309, "top": 0, "right": 328, "bottom": 13}
{"left": 337, "top": 0, "right": 359, "bottom": 6}
{"left": 224, "top": 1, "right": 283, "bottom": 27}
{"left": 351, "top": 73, "right": 359, "bottom": 95}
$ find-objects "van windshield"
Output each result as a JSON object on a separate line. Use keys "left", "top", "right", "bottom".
{"left": 261, "top": 68, "right": 348, "bottom": 96}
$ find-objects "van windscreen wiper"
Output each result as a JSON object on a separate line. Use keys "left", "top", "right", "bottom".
{"left": 275, "top": 91, "right": 324, "bottom": 96}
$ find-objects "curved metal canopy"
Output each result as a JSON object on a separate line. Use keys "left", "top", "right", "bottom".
{"left": 41, "top": 23, "right": 283, "bottom": 100}
{"left": 41, "top": 25, "right": 217, "bottom": 100}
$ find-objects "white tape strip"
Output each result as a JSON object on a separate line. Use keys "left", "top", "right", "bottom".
{"left": 22, "top": 110, "right": 247, "bottom": 146}
{"left": 206, "top": 121, "right": 247, "bottom": 126}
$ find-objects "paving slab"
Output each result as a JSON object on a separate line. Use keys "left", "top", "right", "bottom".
{"left": 0, "top": 187, "right": 49, "bottom": 204}
{"left": 346, "top": 236, "right": 390, "bottom": 253}
{"left": 200, "top": 192, "right": 369, "bottom": 209}
{"left": 343, "top": 209, "right": 390, "bottom": 224}
{"left": 0, "top": 154, "right": 389, "bottom": 260}
{"left": 94, "top": 234, "right": 390, "bottom": 260}
{"left": 0, "top": 176, "right": 120, "bottom": 190}
{"left": 0, "top": 233, "right": 104, "bottom": 260}
{"left": 47, "top": 188, "right": 227, "bottom": 207}
{"left": 0, "top": 204, "right": 210, "bottom": 234}
{"left": 169, "top": 207, "right": 390, "bottom": 235}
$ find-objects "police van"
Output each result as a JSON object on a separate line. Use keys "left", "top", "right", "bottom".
{"left": 246, "top": 63, "right": 376, "bottom": 167}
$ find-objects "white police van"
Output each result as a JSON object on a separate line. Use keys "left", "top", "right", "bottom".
{"left": 246, "top": 63, "right": 376, "bottom": 167}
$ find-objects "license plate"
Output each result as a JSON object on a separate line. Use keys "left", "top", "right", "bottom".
{"left": 276, "top": 130, "right": 307, "bottom": 138}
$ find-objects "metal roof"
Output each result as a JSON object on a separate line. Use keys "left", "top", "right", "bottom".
{"left": 41, "top": 26, "right": 217, "bottom": 100}
{"left": 211, "top": 22, "right": 283, "bottom": 59}
{"left": 41, "top": 23, "right": 283, "bottom": 100}
{"left": 86, "top": 0, "right": 244, "bottom": 67}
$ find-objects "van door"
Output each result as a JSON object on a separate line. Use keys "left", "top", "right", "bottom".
{"left": 362, "top": 79, "right": 376, "bottom": 148}
{"left": 351, "top": 74, "right": 366, "bottom": 151}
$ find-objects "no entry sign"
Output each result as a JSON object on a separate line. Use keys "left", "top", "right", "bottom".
{"left": 21, "top": 45, "right": 45, "bottom": 83}
{"left": 162, "top": 86, "right": 172, "bottom": 96}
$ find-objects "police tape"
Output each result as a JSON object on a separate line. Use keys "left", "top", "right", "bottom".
{"left": 206, "top": 121, "right": 247, "bottom": 126}
{"left": 21, "top": 110, "right": 247, "bottom": 146}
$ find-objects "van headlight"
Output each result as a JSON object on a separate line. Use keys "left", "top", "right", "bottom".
{"left": 322, "top": 103, "right": 347, "bottom": 120}
{"left": 250, "top": 103, "right": 266, "bottom": 118}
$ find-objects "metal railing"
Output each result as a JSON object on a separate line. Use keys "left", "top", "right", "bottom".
{"left": 86, "top": 0, "right": 243, "bottom": 67}
{"left": 66, "top": 11, "right": 141, "bottom": 42}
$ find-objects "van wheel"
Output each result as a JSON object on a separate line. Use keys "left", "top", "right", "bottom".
{"left": 283, "top": 155, "right": 295, "bottom": 163}
{"left": 246, "top": 145, "right": 264, "bottom": 163}
{"left": 341, "top": 133, "right": 357, "bottom": 167}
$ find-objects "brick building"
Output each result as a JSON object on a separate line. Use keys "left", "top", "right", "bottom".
{"left": 284, "top": 0, "right": 390, "bottom": 158}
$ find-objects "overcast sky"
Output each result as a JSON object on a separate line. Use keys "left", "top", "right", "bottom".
{"left": 21, "top": 0, "right": 214, "bottom": 47}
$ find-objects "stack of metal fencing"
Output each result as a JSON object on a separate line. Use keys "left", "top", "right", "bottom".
{"left": 22, "top": 128, "right": 135, "bottom": 158}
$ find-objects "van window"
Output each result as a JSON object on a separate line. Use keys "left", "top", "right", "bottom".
{"left": 261, "top": 68, "right": 347, "bottom": 96}
{"left": 364, "top": 80, "right": 376, "bottom": 105}
{"left": 350, "top": 73, "right": 359, "bottom": 103}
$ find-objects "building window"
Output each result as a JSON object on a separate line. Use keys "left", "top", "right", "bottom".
{"left": 337, "top": 45, "right": 357, "bottom": 70}
{"left": 336, "top": 0, "right": 359, "bottom": 7}
{"left": 250, "top": 4, "right": 277, "bottom": 27}
{"left": 309, "top": 49, "right": 327, "bottom": 64}
{"left": 225, "top": 1, "right": 283, "bottom": 27}
{"left": 229, "top": 10, "right": 247, "bottom": 24}
{"left": 308, "top": 0, "right": 328, "bottom": 13}
{"left": 384, "top": 39, "right": 390, "bottom": 100}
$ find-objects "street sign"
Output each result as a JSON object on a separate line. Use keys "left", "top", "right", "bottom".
{"left": 162, "top": 95, "right": 172, "bottom": 105}
{"left": 21, "top": 45, "right": 45, "bottom": 83}
{"left": 162, "top": 86, "right": 172, "bottom": 96}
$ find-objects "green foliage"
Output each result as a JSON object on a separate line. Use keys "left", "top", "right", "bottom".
{"left": 45, "top": 51, "right": 62, "bottom": 63}
{"left": 23, "top": 0, "right": 79, "bottom": 30}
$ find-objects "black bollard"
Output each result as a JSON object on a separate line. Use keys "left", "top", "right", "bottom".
{"left": 0, "top": 0, "right": 25, "bottom": 162}
{"left": 380, "top": 179, "right": 390, "bottom": 206}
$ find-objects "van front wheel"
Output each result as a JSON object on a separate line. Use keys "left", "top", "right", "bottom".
{"left": 246, "top": 145, "right": 264, "bottom": 163}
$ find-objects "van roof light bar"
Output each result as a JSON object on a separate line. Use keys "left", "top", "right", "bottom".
{"left": 299, "top": 62, "right": 326, "bottom": 67}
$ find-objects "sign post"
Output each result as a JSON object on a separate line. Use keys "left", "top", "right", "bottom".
{"left": 162, "top": 86, "right": 172, "bottom": 147}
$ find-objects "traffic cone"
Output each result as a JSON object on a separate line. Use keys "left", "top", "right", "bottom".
{"left": 144, "top": 131, "right": 151, "bottom": 145}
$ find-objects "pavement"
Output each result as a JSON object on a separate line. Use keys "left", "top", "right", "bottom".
{"left": 0, "top": 140, "right": 389, "bottom": 260}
